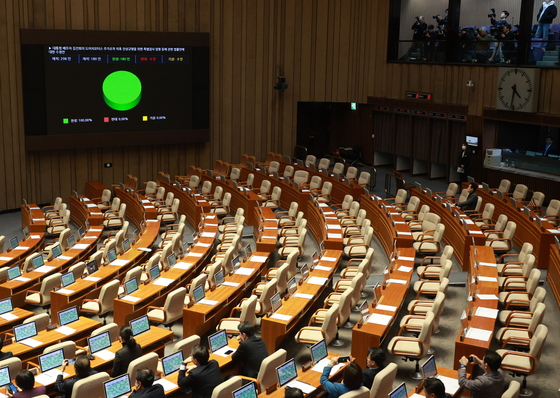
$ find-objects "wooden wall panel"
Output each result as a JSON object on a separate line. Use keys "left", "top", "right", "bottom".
{"left": 2, "top": 0, "right": 560, "bottom": 211}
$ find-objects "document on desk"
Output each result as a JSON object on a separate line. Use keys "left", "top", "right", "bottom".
{"left": 20, "top": 338, "right": 42, "bottom": 348}
{"left": 73, "top": 244, "right": 89, "bottom": 249}
{"left": 397, "top": 256, "right": 415, "bottom": 262}
{"left": 320, "top": 257, "right": 337, "bottom": 262}
{"left": 138, "top": 248, "right": 152, "bottom": 252}
{"left": 213, "top": 346, "right": 236, "bottom": 357}
{"left": 55, "top": 326, "right": 77, "bottom": 336}
{"left": 90, "top": 228, "right": 102, "bottom": 232}
{"left": 270, "top": 313, "right": 292, "bottom": 321}
{"left": 201, "top": 232, "right": 216, "bottom": 238}
{"left": 286, "top": 380, "right": 316, "bottom": 394}
{"left": 477, "top": 276, "right": 498, "bottom": 282}
{"left": 58, "top": 255, "right": 73, "bottom": 260}
{"left": 14, "top": 246, "right": 29, "bottom": 250}
{"left": 547, "top": 229, "right": 560, "bottom": 234}
{"left": 327, "top": 233, "right": 342, "bottom": 239}
{"left": 95, "top": 349, "right": 116, "bottom": 361}
{"left": 110, "top": 259, "right": 129, "bottom": 266}
{"left": 479, "top": 262, "right": 497, "bottom": 267}
{"left": 475, "top": 307, "right": 499, "bottom": 319}
{"left": 0, "top": 312, "right": 18, "bottom": 321}
{"left": 394, "top": 221, "right": 406, "bottom": 224}
{"left": 235, "top": 267, "right": 254, "bottom": 276}
{"left": 328, "top": 224, "right": 342, "bottom": 229}
{"left": 398, "top": 231, "right": 412, "bottom": 235}
{"left": 198, "top": 299, "right": 219, "bottom": 306}
{"left": 465, "top": 327, "right": 492, "bottom": 341}
{"left": 387, "top": 279, "right": 408, "bottom": 285}
{"left": 261, "top": 236, "right": 276, "bottom": 239}
{"left": 367, "top": 313, "right": 393, "bottom": 326}
{"left": 314, "top": 265, "right": 332, "bottom": 271}
{"left": 36, "top": 370, "right": 69, "bottom": 385}
{"left": 187, "top": 252, "right": 204, "bottom": 258}
{"left": 155, "top": 378, "right": 179, "bottom": 392}
{"left": 36, "top": 266, "right": 56, "bottom": 273}
{"left": 56, "top": 289, "right": 74, "bottom": 295}
{"left": 174, "top": 262, "right": 193, "bottom": 270}
{"left": 197, "top": 242, "right": 212, "bottom": 247}
{"left": 154, "top": 278, "right": 174, "bottom": 287}
{"left": 84, "top": 235, "right": 97, "bottom": 238}
{"left": 30, "top": 235, "right": 41, "bottom": 239}
{"left": 33, "top": 218, "right": 45, "bottom": 222}
{"left": 222, "top": 281, "right": 240, "bottom": 287}
{"left": 376, "top": 304, "right": 397, "bottom": 312}
{"left": 122, "top": 295, "right": 142, "bottom": 303}
{"left": 311, "top": 358, "right": 344, "bottom": 375}
{"left": 397, "top": 266, "right": 413, "bottom": 273}
{"left": 307, "top": 276, "right": 328, "bottom": 286}
{"left": 294, "top": 293, "right": 314, "bottom": 300}
{"left": 476, "top": 294, "right": 499, "bottom": 300}
{"left": 14, "top": 276, "right": 31, "bottom": 282}
{"left": 464, "top": 219, "right": 474, "bottom": 224}
{"left": 250, "top": 255, "right": 268, "bottom": 263}
{"left": 84, "top": 276, "right": 101, "bottom": 282}
{"left": 0, "top": 257, "right": 12, "bottom": 261}
{"left": 437, "top": 375, "right": 461, "bottom": 395}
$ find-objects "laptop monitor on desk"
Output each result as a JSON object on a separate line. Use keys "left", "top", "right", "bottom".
{"left": 130, "top": 315, "right": 150, "bottom": 337}
{"left": 162, "top": 351, "right": 183, "bottom": 376}
{"left": 13, "top": 322, "right": 37, "bottom": 342}
{"left": 124, "top": 278, "right": 139, "bottom": 295}
{"left": 7, "top": 266, "right": 21, "bottom": 281}
{"left": 58, "top": 306, "right": 79, "bottom": 326}
{"left": 208, "top": 329, "right": 233, "bottom": 355}
{"left": 86, "top": 260, "right": 98, "bottom": 275}
{"left": 149, "top": 265, "right": 160, "bottom": 282}
{"left": 276, "top": 359, "right": 298, "bottom": 388}
{"left": 123, "top": 238, "right": 130, "bottom": 253}
{"left": 32, "top": 256, "right": 44, "bottom": 270}
{"left": 9, "top": 237, "right": 18, "bottom": 250}
{"left": 310, "top": 339, "right": 328, "bottom": 365}
{"left": 61, "top": 272, "right": 75, "bottom": 288}
{"left": 421, "top": 355, "right": 437, "bottom": 378}
{"left": 104, "top": 374, "right": 131, "bottom": 398}
{"left": 0, "top": 299, "right": 12, "bottom": 316}
{"left": 233, "top": 381, "right": 258, "bottom": 398}
{"left": 88, "top": 331, "right": 112, "bottom": 354}
{"left": 107, "top": 249, "right": 117, "bottom": 264}
{"left": 0, "top": 367, "right": 10, "bottom": 387}
{"left": 270, "top": 293, "right": 282, "bottom": 313}
{"left": 39, "top": 348, "right": 64, "bottom": 373}
{"left": 388, "top": 382, "right": 407, "bottom": 398}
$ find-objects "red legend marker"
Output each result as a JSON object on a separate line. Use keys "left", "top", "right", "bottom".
{"left": 104, "top": 117, "right": 109, "bottom": 123}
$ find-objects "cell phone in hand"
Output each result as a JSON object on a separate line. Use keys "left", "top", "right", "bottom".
{"left": 68, "top": 358, "right": 76, "bottom": 365}
{"left": 7, "top": 382, "right": 17, "bottom": 394}
{"left": 338, "top": 356, "right": 351, "bottom": 363}
{"left": 468, "top": 356, "right": 475, "bottom": 363}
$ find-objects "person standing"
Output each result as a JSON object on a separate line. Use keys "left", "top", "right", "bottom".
{"left": 458, "top": 350, "right": 505, "bottom": 398}
{"left": 536, "top": 0, "right": 557, "bottom": 49}
{"left": 458, "top": 143, "right": 471, "bottom": 183}
{"left": 401, "top": 17, "right": 427, "bottom": 61}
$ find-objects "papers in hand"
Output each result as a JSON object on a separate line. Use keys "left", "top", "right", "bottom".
{"left": 311, "top": 358, "right": 344, "bottom": 376}
{"left": 95, "top": 349, "right": 116, "bottom": 361}
{"left": 366, "top": 313, "right": 393, "bottom": 326}
{"left": 465, "top": 327, "right": 492, "bottom": 341}
{"left": 55, "top": 326, "right": 77, "bottom": 336}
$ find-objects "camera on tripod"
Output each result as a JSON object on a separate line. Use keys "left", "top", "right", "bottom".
{"left": 488, "top": 8, "right": 496, "bottom": 18}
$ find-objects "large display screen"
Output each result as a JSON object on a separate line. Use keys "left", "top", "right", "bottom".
{"left": 20, "top": 29, "right": 209, "bottom": 150}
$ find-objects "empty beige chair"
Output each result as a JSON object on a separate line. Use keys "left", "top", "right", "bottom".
{"left": 283, "top": 165, "right": 294, "bottom": 179}
{"left": 189, "top": 175, "right": 200, "bottom": 189}
{"left": 212, "top": 377, "right": 243, "bottom": 398}
{"left": 81, "top": 279, "right": 120, "bottom": 324}
{"left": 207, "top": 186, "right": 224, "bottom": 206}
{"left": 342, "top": 209, "right": 368, "bottom": 237}
{"left": 24, "top": 273, "right": 62, "bottom": 313}
{"left": 408, "top": 205, "right": 430, "bottom": 231}
{"left": 230, "top": 168, "right": 241, "bottom": 182}
{"left": 413, "top": 223, "right": 445, "bottom": 255}
{"left": 22, "top": 252, "right": 43, "bottom": 273}
{"left": 495, "top": 179, "right": 511, "bottom": 193}
{"left": 542, "top": 199, "right": 560, "bottom": 226}
{"left": 44, "top": 341, "right": 78, "bottom": 359}
{"left": 304, "top": 176, "right": 322, "bottom": 191}
{"left": 407, "top": 279, "right": 449, "bottom": 314}
{"left": 473, "top": 203, "right": 495, "bottom": 229}
{"left": 255, "top": 180, "right": 271, "bottom": 200}
{"left": 69, "top": 261, "right": 86, "bottom": 281}
{"left": 23, "top": 313, "right": 50, "bottom": 332}
{"left": 498, "top": 287, "right": 546, "bottom": 328}
{"left": 346, "top": 167, "right": 358, "bottom": 181}
{"left": 157, "top": 198, "right": 179, "bottom": 223}
{"left": 413, "top": 261, "right": 452, "bottom": 295}
{"left": 318, "top": 158, "right": 330, "bottom": 170}
{"left": 69, "top": 372, "right": 110, "bottom": 398}
{"left": 263, "top": 186, "right": 281, "bottom": 209}
{"left": 416, "top": 246, "right": 454, "bottom": 278}
{"left": 401, "top": 292, "right": 446, "bottom": 335}
{"left": 343, "top": 219, "right": 371, "bottom": 246}
{"left": 385, "top": 189, "right": 408, "bottom": 211}
{"left": 498, "top": 254, "right": 535, "bottom": 290}
{"left": 484, "top": 214, "right": 508, "bottom": 240}
{"left": 495, "top": 303, "right": 545, "bottom": 349}
{"left": 411, "top": 213, "right": 441, "bottom": 241}
{"left": 388, "top": 311, "right": 434, "bottom": 379}
{"left": 507, "top": 184, "right": 528, "bottom": 201}
{"left": 314, "top": 181, "right": 332, "bottom": 203}
{"left": 143, "top": 180, "right": 158, "bottom": 196}
{"left": 45, "top": 202, "right": 66, "bottom": 220}
{"left": 501, "top": 380, "right": 520, "bottom": 398}
{"left": 267, "top": 250, "right": 298, "bottom": 282}
{"left": 295, "top": 303, "right": 339, "bottom": 345}
{"left": 293, "top": 170, "right": 309, "bottom": 186}
{"left": 343, "top": 227, "right": 373, "bottom": 259}
{"left": 435, "top": 182, "right": 458, "bottom": 201}
{"left": 147, "top": 287, "right": 186, "bottom": 329}
{"left": 498, "top": 269, "right": 541, "bottom": 309}
{"left": 314, "top": 288, "right": 354, "bottom": 345}
{"left": 268, "top": 161, "right": 280, "bottom": 174}
{"left": 91, "top": 322, "right": 119, "bottom": 342}
{"left": 334, "top": 194, "right": 353, "bottom": 218}
{"left": 340, "top": 202, "right": 361, "bottom": 226}
{"left": 42, "top": 197, "right": 62, "bottom": 214}
{"left": 332, "top": 162, "right": 345, "bottom": 175}
{"left": 357, "top": 172, "right": 371, "bottom": 189}
{"left": 278, "top": 219, "right": 307, "bottom": 243}
{"left": 486, "top": 221, "right": 516, "bottom": 253}
{"left": 127, "top": 352, "right": 159, "bottom": 385}
{"left": 103, "top": 203, "right": 125, "bottom": 229}
{"left": 147, "top": 186, "right": 165, "bottom": 203}
{"left": 217, "top": 295, "right": 258, "bottom": 335}
{"left": 277, "top": 202, "right": 298, "bottom": 225}
{"left": 92, "top": 189, "right": 112, "bottom": 211}
{"left": 0, "top": 357, "right": 21, "bottom": 381}
{"left": 341, "top": 387, "right": 370, "bottom": 398}
{"left": 497, "top": 324, "right": 548, "bottom": 397}
{"left": 198, "top": 181, "right": 213, "bottom": 197}
{"left": 305, "top": 155, "right": 316, "bottom": 167}
{"left": 521, "top": 191, "right": 544, "bottom": 211}
{"left": 330, "top": 273, "right": 364, "bottom": 312}
{"left": 219, "top": 208, "right": 245, "bottom": 233}
{"left": 212, "top": 192, "right": 232, "bottom": 216}
{"left": 0, "top": 236, "right": 4, "bottom": 253}
{"left": 278, "top": 228, "right": 307, "bottom": 258}
{"left": 240, "top": 173, "right": 254, "bottom": 190}
{"left": 185, "top": 274, "right": 209, "bottom": 305}
{"left": 369, "top": 362, "right": 398, "bottom": 398}
{"left": 258, "top": 263, "right": 288, "bottom": 296}
{"left": 242, "top": 349, "right": 287, "bottom": 393}
{"left": 401, "top": 195, "right": 420, "bottom": 220}
{"left": 255, "top": 279, "right": 277, "bottom": 316}
{"left": 340, "top": 250, "right": 373, "bottom": 280}
{"left": 279, "top": 212, "right": 304, "bottom": 237}
{"left": 46, "top": 209, "right": 70, "bottom": 236}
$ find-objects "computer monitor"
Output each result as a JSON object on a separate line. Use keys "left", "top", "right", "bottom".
{"left": 414, "top": 182, "right": 422, "bottom": 191}
{"left": 496, "top": 190, "right": 504, "bottom": 200}
{"left": 61, "top": 272, "right": 75, "bottom": 287}
{"left": 9, "top": 237, "right": 18, "bottom": 250}
{"left": 271, "top": 293, "right": 282, "bottom": 313}
{"left": 67, "top": 235, "right": 76, "bottom": 249}
{"left": 425, "top": 188, "right": 432, "bottom": 198}
{"left": 232, "top": 381, "right": 258, "bottom": 398}
{"left": 88, "top": 331, "right": 112, "bottom": 354}
{"left": 466, "top": 135, "right": 478, "bottom": 146}
{"left": 388, "top": 382, "right": 407, "bottom": 398}
{"left": 167, "top": 253, "right": 177, "bottom": 268}
{"left": 123, "top": 239, "right": 130, "bottom": 253}
{"left": 422, "top": 355, "right": 437, "bottom": 378}
{"left": 162, "top": 351, "right": 183, "bottom": 376}
{"left": 85, "top": 220, "right": 90, "bottom": 231}
{"left": 310, "top": 339, "right": 328, "bottom": 365}
{"left": 208, "top": 329, "right": 229, "bottom": 353}
{"left": 245, "top": 244, "right": 252, "bottom": 260}
{"left": 86, "top": 260, "right": 98, "bottom": 275}
{"left": 58, "top": 306, "right": 79, "bottom": 326}
{"left": 104, "top": 374, "right": 132, "bottom": 398}
{"left": 0, "top": 298, "right": 13, "bottom": 315}
{"left": 215, "top": 270, "right": 225, "bottom": 287}
{"left": 133, "top": 229, "right": 139, "bottom": 243}
{"left": 78, "top": 226, "right": 85, "bottom": 239}
{"left": 524, "top": 206, "right": 531, "bottom": 218}
{"left": 0, "top": 366, "right": 10, "bottom": 387}
{"left": 276, "top": 359, "right": 298, "bottom": 388}
{"left": 192, "top": 285, "right": 205, "bottom": 303}
{"left": 23, "top": 227, "right": 29, "bottom": 240}
{"left": 149, "top": 265, "right": 160, "bottom": 282}
{"left": 301, "top": 264, "right": 309, "bottom": 280}
{"left": 130, "top": 315, "right": 150, "bottom": 336}
{"left": 7, "top": 266, "right": 21, "bottom": 281}
{"left": 124, "top": 279, "right": 139, "bottom": 295}
{"left": 51, "top": 244, "right": 63, "bottom": 259}
{"left": 359, "top": 300, "right": 369, "bottom": 322}
{"left": 320, "top": 241, "right": 325, "bottom": 254}
{"left": 293, "top": 181, "right": 300, "bottom": 191}
{"left": 233, "top": 255, "right": 241, "bottom": 271}
{"left": 107, "top": 249, "right": 117, "bottom": 264}
{"left": 288, "top": 277, "right": 297, "bottom": 296}
{"left": 32, "top": 256, "right": 44, "bottom": 270}
{"left": 39, "top": 348, "right": 64, "bottom": 373}
{"left": 13, "top": 322, "right": 37, "bottom": 342}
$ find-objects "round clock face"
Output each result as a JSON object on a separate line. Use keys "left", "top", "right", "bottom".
{"left": 497, "top": 68, "right": 534, "bottom": 111}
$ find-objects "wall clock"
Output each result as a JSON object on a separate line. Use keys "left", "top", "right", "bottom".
{"left": 495, "top": 67, "right": 540, "bottom": 113}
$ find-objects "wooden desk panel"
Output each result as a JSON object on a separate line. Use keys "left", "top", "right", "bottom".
{"left": 476, "top": 188, "right": 556, "bottom": 269}
{"left": 453, "top": 246, "right": 498, "bottom": 370}
{"left": 86, "top": 181, "right": 107, "bottom": 200}
{"left": 351, "top": 248, "right": 415, "bottom": 368}
{"left": 161, "top": 181, "right": 210, "bottom": 230}
{"left": 182, "top": 253, "right": 269, "bottom": 338}
{"left": 0, "top": 308, "right": 34, "bottom": 340}
{"left": 255, "top": 208, "right": 278, "bottom": 253}
{"left": 20, "top": 205, "right": 47, "bottom": 233}
{"left": 411, "top": 188, "right": 486, "bottom": 270}
{"left": 116, "top": 187, "right": 158, "bottom": 229}
{"left": 261, "top": 250, "right": 342, "bottom": 351}
{"left": 69, "top": 196, "right": 104, "bottom": 228}
{"left": 547, "top": 244, "right": 560, "bottom": 311}
{"left": 0, "top": 234, "right": 45, "bottom": 270}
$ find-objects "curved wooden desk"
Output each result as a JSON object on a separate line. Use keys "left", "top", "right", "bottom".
{"left": 0, "top": 234, "right": 45, "bottom": 269}
{"left": 20, "top": 204, "right": 46, "bottom": 233}
{"left": 161, "top": 180, "right": 211, "bottom": 230}
{"left": 547, "top": 243, "right": 560, "bottom": 313}
{"left": 254, "top": 207, "right": 279, "bottom": 253}
{"left": 70, "top": 195, "right": 105, "bottom": 228}
{"left": 115, "top": 187, "right": 158, "bottom": 229}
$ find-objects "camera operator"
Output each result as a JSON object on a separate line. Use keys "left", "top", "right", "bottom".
{"left": 500, "top": 24, "right": 516, "bottom": 63}
{"left": 474, "top": 27, "right": 492, "bottom": 63}
{"left": 434, "top": 9, "right": 448, "bottom": 29}
{"left": 489, "top": 10, "right": 510, "bottom": 62}
{"left": 400, "top": 16, "right": 427, "bottom": 61}
{"left": 536, "top": 0, "right": 557, "bottom": 49}
{"left": 424, "top": 25, "right": 438, "bottom": 61}
{"left": 459, "top": 27, "right": 476, "bottom": 62}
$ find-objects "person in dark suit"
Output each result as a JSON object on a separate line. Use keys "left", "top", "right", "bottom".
{"left": 6, "top": 370, "right": 46, "bottom": 398}
{"left": 457, "top": 183, "right": 478, "bottom": 211}
{"left": 178, "top": 345, "right": 222, "bottom": 398}
{"left": 130, "top": 367, "right": 165, "bottom": 398}
{"left": 112, "top": 325, "right": 143, "bottom": 377}
{"left": 422, "top": 377, "right": 453, "bottom": 398}
{"left": 458, "top": 143, "right": 471, "bottom": 183}
{"left": 55, "top": 355, "right": 98, "bottom": 397}
{"left": 458, "top": 350, "right": 505, "bottom": 398}
{"left": 362, "top": 347, "right": 386, "bottom": 389}
{"left": 230, "top": 321, "right": 269, "bottom": 379}
{"left": 541, "top": 136, "right": 558, "bottom": 156}
{"left": 536, "top": 0, "right": 558, "bottom": 48}
{"left": 285, "top": 387, "right": 304, "bottom": 398}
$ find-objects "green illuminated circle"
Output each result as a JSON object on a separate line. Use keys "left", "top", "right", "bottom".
{"left": 102, "top": 71, "right": 142, "bottom": 111}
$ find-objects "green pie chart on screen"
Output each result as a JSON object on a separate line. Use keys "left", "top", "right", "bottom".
{"left": 102, "top": 71, "right": 142, "bottom": 111}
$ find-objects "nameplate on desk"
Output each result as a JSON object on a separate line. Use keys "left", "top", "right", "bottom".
{"left": 0, "top": 313, "right": 18, "bottom": 321}
{"left": 294, "top": 293, "right": 314, "bottom": 300}
{"left": 91, "top": 212, "right": 102, "bottom": 215}
{"left": 264, "top": 227, "right": 277, "bottom": 230}
{"left": 394, "top": 221, "right": 405, "bottom": 224}
{"left": 478, "top": 262, "right": 497, "bottom": 267}
{"left": 376, "top": 304, "right": 397, "bottom": 312}
{"left": 55, "top": 326, "right": 77, "bottom": 336}
{"left": 122, "top": 295, "right": 142, "bottom": 303}
{"left": 144, "top": 206, "right": 155, "bottom": 209}
{"left": 398, "top": 231, "right": 412, "bottom": 235}
{"left": 30, "top": 206, "right": 40, "bottom": 209}
{"left": 36, "top": 266, "right": 55, "bottom": 273}
{"left": 470, "top": 230, "right": 483, "bottom": 234}
{"left": 146, "top": 220, "right": 158, "bottom": 222}
{"left": 235, "top": 267, "right": 254, "bottom": 276}
{"left": 366, "top": 313, "right": 392, "bottom": 325}
{"left": 270, "top": 313, "right": 292, "bottom": 321}
{"left": 397, "top": 265, "right": 412, "bottom": 273}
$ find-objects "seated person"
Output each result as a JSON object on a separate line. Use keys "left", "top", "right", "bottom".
{"left": 6, "top": 370, "right": 46, "bottom": 398}
{"left": 130, "top": 367, "right": 165, "bottom": 398}
{"left": 457, "top": 183, "right": 478, "bottom": 211}
{"left": 458, "top": 350, "right": 505, "bottom": 398}
{"left": 422, "top": 378, "right": 452, "bottom": 398}
{"left": 285, "top": 387, "right": 304, "bottom": 398}
{"left": 178, "top": 345, "right": 222, "bottom": 398}
{"left": 112, "top": 325, "right": 143, "bottom": 377}
{"left": 320, "top": 357, "right": 363, "bottom": 398}
{"left": 55, "top": 354, "right": 98, "bottom": 397}
{"left": 362, "top": 347, "right": 386, "bottom": 389}
{"left": 230, "top": 321, "right": 269, "bottom": 379}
